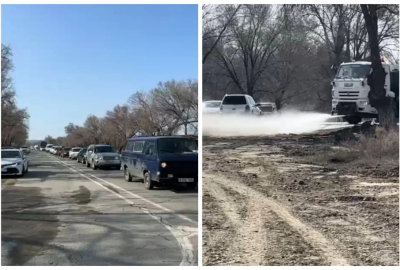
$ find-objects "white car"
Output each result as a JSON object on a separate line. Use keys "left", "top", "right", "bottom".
{"left": 20, "top": 146, "right": 30, "bottom": 155}
{"left": 50, "top": 146, "right": 58, "bottom": 154}
{"left": 220, "top": 94, "right": 261, "bottom": 115}
{"left": 45, "top": 144, "right": 54, "bottom": 152}
{"left": 1, "top": 149, "right": 28, "bottom": 176}
{"left": 203, "top": 100, "right": 221, "bottom": 114}
{"left": 258, "top": 102, "right": 277, "bottom": 115}
{"left": 69, "top": 147, "right": 82, "bottom": 159}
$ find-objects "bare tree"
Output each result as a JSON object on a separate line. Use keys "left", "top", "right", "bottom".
{"left": 152, "top": 79, "right": 198, "bottom": 134}
{"left": 203, "top": 4, "right": 242, "bottom": 64}
{"left": 361, "top": 4, "right": 399, "bottom": 129}
{"left": 1, "top": 44, "right": 29, "bottom": 146}
{"left": 213, "top": 5, "right": 286, "bottom": 98}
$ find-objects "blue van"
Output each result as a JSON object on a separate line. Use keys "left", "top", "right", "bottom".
{"left": 121, "top": 136, "right": 198, "bottom": 190}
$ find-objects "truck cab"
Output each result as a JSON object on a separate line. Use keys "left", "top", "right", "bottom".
{"left": 331, "top": 59, "right": 399, "bottom": 124}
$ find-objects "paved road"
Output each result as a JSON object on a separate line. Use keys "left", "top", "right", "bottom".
{"left": 1, "top": 150, "right": 198, "bottom": 266}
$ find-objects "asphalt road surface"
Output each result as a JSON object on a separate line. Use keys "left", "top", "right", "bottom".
{"left": 1, "top": 150, "right": 198, "bottom": 266}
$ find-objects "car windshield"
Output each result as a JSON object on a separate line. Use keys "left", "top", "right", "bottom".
{"left": 336, "top": 64, "right": 371, "bottom": 79}
{"left": 94, "top": 146, "right": 113, "bottom": 153}
{"left": 64, "top": 148, "right": 71, "bottom": 151}
{"left": 79, "top": 148, "right": 87, "bottom": 153}
{"left": 222, "top": 96, "right": 247, "bottom": 105}
{"left": 158, "top": 138, "right": 198, "bottom": 154}
{"left": 205, "top": 101, "right": 221, "bottom": 108}
{"left": 2, "top": 151, "right": 22, "bottom": 159}
{"left": 72, "top": 148, "right": 81, "bottom": 152}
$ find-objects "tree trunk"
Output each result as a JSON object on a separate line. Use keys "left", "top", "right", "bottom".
{"left": 361, "top": 4, "right": 395, "bottom": 130}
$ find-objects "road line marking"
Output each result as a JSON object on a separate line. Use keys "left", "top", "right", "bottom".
{"left": 49, "top": 155, "right": 196, "bottom": 266}
{"left": 57, "top": 159, "right": 197, "bottom": 225}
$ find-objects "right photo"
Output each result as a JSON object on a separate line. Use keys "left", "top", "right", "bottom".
{"left": 202, "top": 4, "right": 399, "bottom": 266}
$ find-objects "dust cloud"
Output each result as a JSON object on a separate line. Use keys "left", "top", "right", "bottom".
{"left": 203, "top": 111, "right": 338, "bottom": 137}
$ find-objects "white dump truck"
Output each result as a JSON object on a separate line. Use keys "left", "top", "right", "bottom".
{"left": 331, "top": 58, "right": 399, "bottom": 124}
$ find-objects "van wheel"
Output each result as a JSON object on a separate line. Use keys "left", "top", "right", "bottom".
{"left": 124, "top": 168, "right": 132, "bottom": 182}
{"left": 144, "top": 172, "right": 154, "bottom": 190}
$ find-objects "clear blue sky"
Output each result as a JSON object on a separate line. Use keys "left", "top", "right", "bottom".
{"left": 1, "top": 4, "right": 198, "bottom": 140}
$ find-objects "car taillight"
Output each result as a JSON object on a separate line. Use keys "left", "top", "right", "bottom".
{"left": 245, "top": 105, "right": 250, "bottom": 112}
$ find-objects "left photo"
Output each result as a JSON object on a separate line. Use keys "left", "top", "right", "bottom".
{"left": 1, "top": 4, "right": 198, "bottom": 266}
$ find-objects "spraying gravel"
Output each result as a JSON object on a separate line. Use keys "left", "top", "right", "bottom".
{"left": 203, "top": 111, "right": 348, "bottom": 137}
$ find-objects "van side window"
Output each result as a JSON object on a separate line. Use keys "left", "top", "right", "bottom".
{"left": 125, "top": 141, "right": 133, "bottom": 151}
{"left": 143, "top": 141, "right": 155, "bottom": 156}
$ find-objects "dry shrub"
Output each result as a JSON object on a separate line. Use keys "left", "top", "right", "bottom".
{"left": 316, "top": 126, "right": 399, "bottom": 168}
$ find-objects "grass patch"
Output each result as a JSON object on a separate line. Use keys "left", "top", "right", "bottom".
{"left": 313, "top": 127, "right": 399, "bottom": 176}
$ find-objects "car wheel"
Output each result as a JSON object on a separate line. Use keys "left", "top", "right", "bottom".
{"left": 20, "top": 166, "right": 25, "bottom": 177}
{"left": 77, "top": 158, "right": 80, "bottom": 163}
{"left": 86, "top": 160, "right": 90, "bottom": 167}
{"left": 144, "top": 172, "right": 154, "bottom": 190}
{"left": 124, "top": 168, "right": 132, "bottom": 182}
{"left": 92, "top": 161, "right": 97, "bottom": 170}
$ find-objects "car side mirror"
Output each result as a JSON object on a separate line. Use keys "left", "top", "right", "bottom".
{"left": 255, "top": 103, "right": 260, "bottom": 106}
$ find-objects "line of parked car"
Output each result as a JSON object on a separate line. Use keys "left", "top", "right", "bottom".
{"left": 40, "top": 135, "right": 198, "bottom": 190}
{"left": 203, "top": 94, "right": 277, "bottom": 115}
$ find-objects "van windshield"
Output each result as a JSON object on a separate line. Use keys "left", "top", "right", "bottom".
{"left": 158, "top": 139, "right": 198, "bottom": 154}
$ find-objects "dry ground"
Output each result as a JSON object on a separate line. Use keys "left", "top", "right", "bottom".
{"left": 202, "top": 128, "right": 399, "bottom": 266}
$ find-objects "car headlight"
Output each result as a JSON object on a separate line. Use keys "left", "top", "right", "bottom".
{"left": 359, "top": 100, "right": 368, "bottom": 106}
{"left": 10, "top": 162, "right": 21, "bottom": 166}
{"left": 332, "top": 99, "right": 339, "bottom": 106}
{"left": 115, "top": 156, "right": 119, "bottom": 160}
{"left": 161, "top": 162, "right": 167, "bottom": 168}
{"left": 98, "top": 156, "right": 103, "bottom": 160}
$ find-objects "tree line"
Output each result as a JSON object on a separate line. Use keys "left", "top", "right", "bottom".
{"left": 44, "top": 79, "right": 198, "bottom": 152}
{"left": 202, "top": 4, "right": 399, "bottom": 126}
{"left": 1, "top": 44, "right": 30, "bottom": 147}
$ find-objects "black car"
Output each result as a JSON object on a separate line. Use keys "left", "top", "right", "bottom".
{"left": 121, "top": 136, "right": 198, "bottom": 190}
{"left": 76, "top": 148, "right": 88, "bottom": 164}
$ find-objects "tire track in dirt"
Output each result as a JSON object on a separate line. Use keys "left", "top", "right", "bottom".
{"left": 203, "top": 172, "right": 350, "bottom": 266}
{"left": 204, "top": 181, "right": 266, "bottom": 265}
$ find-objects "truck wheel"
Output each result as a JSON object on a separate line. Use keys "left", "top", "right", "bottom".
{"left": 144, "top": 172, "right": 154, "bottom": 190}
{"left": 346, "top": 116, "right": 361, "bottom": 125}
{"left": 124, "top": 168, "right": 132, "bottom": 182}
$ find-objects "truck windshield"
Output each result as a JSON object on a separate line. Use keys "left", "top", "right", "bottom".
{"left": 336, "top": 64, "right": 371, "bottom": 79}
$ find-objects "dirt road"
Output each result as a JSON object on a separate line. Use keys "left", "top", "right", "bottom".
{"left": 202, "top": 133, "right": 399, "bottom": 266}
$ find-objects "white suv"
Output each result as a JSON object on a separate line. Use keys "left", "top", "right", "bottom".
{"left": 220, "top": 94, "right": 261, "bottom": 115}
